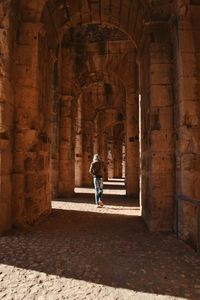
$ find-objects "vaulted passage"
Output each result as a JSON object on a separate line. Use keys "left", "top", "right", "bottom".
{"left": 1, "top": 1, "right": 200, "bottom": 297}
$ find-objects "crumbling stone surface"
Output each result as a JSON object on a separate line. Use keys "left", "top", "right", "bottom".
{"left": 0, "top": 1, "right": 15, "bottom": 233}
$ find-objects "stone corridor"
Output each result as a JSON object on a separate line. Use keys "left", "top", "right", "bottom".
{"left": 0, "top": 181, "right": 200, "bottom": 300}
{"left": 1, "top": 1, "right": 200, "bottom": 298}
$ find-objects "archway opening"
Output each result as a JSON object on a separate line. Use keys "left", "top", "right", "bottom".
{"left": 57, "top": 23, "right": 140, "bottom": 204}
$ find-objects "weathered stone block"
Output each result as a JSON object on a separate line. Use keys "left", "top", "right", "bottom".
{"left": 179, "top": 171, "right": 196, "bottom": 198}
{"left": 150, "top": 44, "right": 171, "bottom": 64}
{"left": 0, "top": 29, "right": 9, "bottom": 55}
{"left": 0, "top": 78, "right": 13, "bottom": 104}
{"left": 151, "top": 152, "right": 174, "bottom": 173}
{"left": 179, "top": 77, "right": 200, "bottom": 101}
{"left": 1, "top": 174, "right": 12, "bottom": 202}
{"left": 151, "top": 63, "right": 172, "bottom": 85}
{"left": 151, "top": 173, "right": 174, "bottom": 196}
{"left": 151, "top": 85, "right": 173, "bottom": 107}
{"left": 0, "top": 100, "right": 13, "bottom": 128}
{"left": 0, "top": 202, "right": 11, "bottom": 234}
{"left": 179, "top": 30, "right": 196, "bottom": 53}
{"left": 148, "top": 196, "right": 174, "bottom": 232}
{"left": 15, "top": 129, "right": 38, "bottom": 152}
{"left": 1, "top": 151, "right": 12, "bottom": 175}
{"left": 177, "top": 127, "right": 200, "bottom": 153}
{"left": 158, "top": 107, "right": 173, "bottom": 130}
{"left": 151, "top": 131, "right": 174, "bottom": 151}
{"left": 179, "top": 99, "right": 200, "bottom": 127}
{"left": 179, "top": 53, "right": 200, "bottom": 77}
{"left": 15, "top": 86, "right": 39, "bottom": 109}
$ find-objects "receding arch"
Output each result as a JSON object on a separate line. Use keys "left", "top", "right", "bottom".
{"left": 19, "top": 0, "right": 149, "bottom": 48}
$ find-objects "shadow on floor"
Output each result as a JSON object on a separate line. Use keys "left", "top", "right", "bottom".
{"left": 59, "top": 193, "right": 140, "bottom": 208}
{"left": 1, "top": 208, "right": 200, "bottom": 299}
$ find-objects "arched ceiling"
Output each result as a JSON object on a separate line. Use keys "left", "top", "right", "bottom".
{"left": 20, "top": 0, "right": 160, "bottom": 46}
{"left": 41, "top": 0, "right": 146, "bottom": 45}
{"left": 20, "top": 0, "right": 173, "bottom": 48}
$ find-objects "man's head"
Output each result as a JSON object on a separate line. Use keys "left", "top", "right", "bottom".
{"left": 93, "top": 154, "right": 100, "bottom": 162}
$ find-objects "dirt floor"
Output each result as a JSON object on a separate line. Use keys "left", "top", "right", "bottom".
{"left": 0, "top": 180, "right": 200, "bottom": 300}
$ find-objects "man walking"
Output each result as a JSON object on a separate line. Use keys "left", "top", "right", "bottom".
{"left": 89, "top": 154, "right": 106, "bottom": 208}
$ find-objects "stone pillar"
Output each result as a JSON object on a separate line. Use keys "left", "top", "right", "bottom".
{"left": 98, "top": 132, "right": 108, "bottom": 181}
{"left": 13, "top": 22, "right": 51, "bottom": 226}
{"left": 108, "top": 141, "right": 114, "bottom": 179}
{"left": 0, "top": 2, "right": 14, "bottom": 233}
{"left": 175, "top": 5, "right": 200, "bottom": 245}
{"left": 82, "top": 120, "right": 93, "bottom": 187}
{"left": 75, "top": 95, "right": 83, "bottom": 187}
{"left": 113, "top": 140, "right": 123, "bottom": 178}
{"left": 51, "top": 88, "right": 60, "bottom": 198}
{"left": 51, "top": 46, "right": 61, "bottom": 198}
{"left": 126, "top": 90, "right": 139, "bottom": 197}
{"left": 122, "top": 143, "right": 126, "bottom": 178}
{"left": 93, "top": 119, "right": 98, "bottom": 155}
{"left": 59, "top": 95, "right": 75, "bottom": 196}
{"left": 139, "top": 22, "right": 175, "bottom": 231}
{"left": 149, "top": 41, "right": 175, "bottom": 231}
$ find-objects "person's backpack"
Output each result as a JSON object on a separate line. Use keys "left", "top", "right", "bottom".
{"left": 91, "top": 161, "right": 101, "bottom": 176}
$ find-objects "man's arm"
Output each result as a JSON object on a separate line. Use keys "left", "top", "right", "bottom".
{"left": 89, "top": 163, "right": 93, "bottom": 174}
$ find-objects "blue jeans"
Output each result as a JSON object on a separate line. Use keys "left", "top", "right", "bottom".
{"left": 93, "top": 177, "right": 103, "bottom": 204}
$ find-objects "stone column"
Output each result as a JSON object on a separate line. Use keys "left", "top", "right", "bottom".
{"left": 58, "top": 95, "right": 75, "bottom": 196}
{"left": 149, "top": 41, "right": 175, "bottom": 231}
{"left": 82, "top": 120, "right": 93, "bottom": 187}
{"left": 0, "top": 2, "right": 14, "bottom": 233}
{"left": 93, "top": 118, "right": 98, "bottom": 155}
{"left": 139, "top": 22, "right": 175, "bottom": 231}
{"left": 13, "top": 22, "right": 51, "bottom": 226}
{"left": 174, "top": 5, "right": 200, "bottom": 245}
{"left": 113, "top": 140, "right": 123, "bottom": 178}
{"left": 51, "top": 46, "right": 61, "bottom": 198}
{"left": 108, "top": 141, "right": 114, "bottom": 179}
{"left": 98, "top": 132, "right": 108, "bottom": 181}
{"left": 126, "top": 90, "right": 139, "bottom": 197}
{"left": 122, "top": 143, "right": 126, "bottom": 178}
{"left": 75, "top": 95, "right": 83, "bottom": 187}
{"left": 51, "top": 88, "right": 60, "bottom": 198}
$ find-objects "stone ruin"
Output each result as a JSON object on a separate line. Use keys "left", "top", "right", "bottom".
{"left": 0, "top": 0, "right": 200, "bottom": 251}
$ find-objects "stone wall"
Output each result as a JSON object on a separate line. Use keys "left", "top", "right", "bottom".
{"left": 0, "top": 0, "right": 200, "bottom": 253}
{"left": 140, "top": 23, "right": 175, "bottom": 232}
{"left": 0, "top": 1, "right": 15, "bottom": 233}
{"left": 174, "top": 5, "right": 200, "bottom": 249}
{"left": 13, "top": 22, "right": 53, "bottom": 225}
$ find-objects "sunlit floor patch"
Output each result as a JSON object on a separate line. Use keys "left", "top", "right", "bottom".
{"left": 53, "top": 200, "right": 141, "bottom": 216}
{"left": 1, "top": 201, "right": 200, "bottom": 300}
{"left": 0, "top": 265, "right": 187, "bottom": 300}
{"left": 104, "top": 181, "right": 125, "bottom": 186}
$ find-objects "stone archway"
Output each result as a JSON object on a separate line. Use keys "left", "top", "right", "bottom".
{"left": 0, "top": 0, "right": 168, "bottom": 232}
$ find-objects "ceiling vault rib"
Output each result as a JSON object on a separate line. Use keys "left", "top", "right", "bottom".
{"left": 127, "top": 0, "right": 133, "bottom": 31}
{"left": 109, "top": 0, "right": 112, "bottom": 23}
{"left": 132, "top": 4, "right": 140, "bottom": 39}
{"left": 64, "top": 5, "right": 71, "bottom": 22}
{"left": 78, "top": 0, "right": 83, "bottom": 24}
{"left": 118, "top": 0, "right": 122, "bottom": 25}
{"left": 46, "top": 3, "right": 59, "bottom": 43}
{"left": 99, "top": 0, "right": 102, "bottom": 22}
{"left": 87, "top": 0, "right": 92, "bottom": 22}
